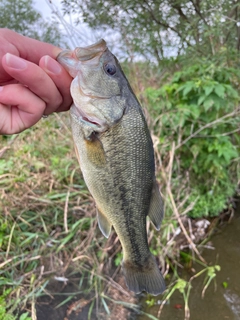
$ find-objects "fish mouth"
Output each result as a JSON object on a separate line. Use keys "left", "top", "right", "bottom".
{"left": 57, "top": 39, "right": 107, "bottom": 76}
{"left": 71, "top": 104, "right": 107, "bottom": 128}
{"left": 59, "top": 39, "right": 110, "bottom": 130}
{"left": 74, "top": 39, "right": 107, "bottom": 62}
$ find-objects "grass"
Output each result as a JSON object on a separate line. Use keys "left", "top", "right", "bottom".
{"left": 0, "top": 113, "right": 138, "bottom": 319}
{"left": 1, "top": 61, "right": 240, "bottom": 319}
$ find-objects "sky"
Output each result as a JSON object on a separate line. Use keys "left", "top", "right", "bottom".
{"left": 34, "top": 0, "right": 52, "bottom": 20}
{"left": 34, "top": 0, "right": 118, "bottom": 49}
{"left": 32, "top": 0, "right": 122, "bottom": 54}
{"left": 32, "top": 0, "right": 176, "bottom": 61}
{"left": 33, "top": 0, "right": 98, "bottom": 49}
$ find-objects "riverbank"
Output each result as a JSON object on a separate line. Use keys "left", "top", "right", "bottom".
{"left": 138, "top": 200, "right": 240, "bottom": 320}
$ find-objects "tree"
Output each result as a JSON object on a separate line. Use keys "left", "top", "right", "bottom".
{"left": 0, "top": 0, "right": 66, "bottom": 47}
{"left": 62, "top": 0, "right": 240, "bottom": 63}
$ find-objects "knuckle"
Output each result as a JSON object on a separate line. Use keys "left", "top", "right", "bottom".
{"left": 52, "top": 93, "right": 63, "bottom": 108}
{"left": 45, "top": 93, "right": 63, "bottom": 112}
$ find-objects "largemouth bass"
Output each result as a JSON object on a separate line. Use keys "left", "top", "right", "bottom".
{"left": 57, "top": 40, "right": 165, "bottom": 295}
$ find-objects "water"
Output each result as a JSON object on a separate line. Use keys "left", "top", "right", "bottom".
{"left": 35, "top": 205, "right": 240, "bottom": 319}
{"left": 138, "top": 204, "right": 240, "bottom": 320}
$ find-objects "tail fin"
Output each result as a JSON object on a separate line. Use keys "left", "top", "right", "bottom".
{"left": 122, "top": 255, "right": 165, "bottom": 296}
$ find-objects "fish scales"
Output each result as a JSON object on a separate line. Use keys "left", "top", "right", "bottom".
{"left": 73, "top": 107, "right": 152, "bottom": 262}
{"left": 57, "top": 39, "right": 165, "bottom": 295}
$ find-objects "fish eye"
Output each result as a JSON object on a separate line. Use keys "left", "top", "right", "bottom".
{"left": 104, "top": 63, "right": 116, "bottom": 76}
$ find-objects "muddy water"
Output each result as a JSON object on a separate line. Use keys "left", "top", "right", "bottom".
{"left": 35, "top": 206, "right": 240, "bottom": 320}
{"left": 138, "top": 205, "right": 240, "bottom": 320}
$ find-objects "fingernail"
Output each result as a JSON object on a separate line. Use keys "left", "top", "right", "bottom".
{"left": 5, "top": 53, "right": 27, "bottom": 70}
{"left": 0, "top": 87, "right": 3, "bottom": 92}
{"left": 44, "top": 56, "right": 62, "bottom": 74}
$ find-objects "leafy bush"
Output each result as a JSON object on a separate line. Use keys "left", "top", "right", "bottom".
{"left": 146, "top": 61, "right": 240, "bottom": 218}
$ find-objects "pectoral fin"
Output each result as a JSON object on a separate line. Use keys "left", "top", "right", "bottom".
{"left": 74, "top": 143, "right": 81, "bottom": 165}
{"left": 85, "top": 134, "right": 106, "bottom": 167}
{"left": 148, "top": 179, "right": 164, "bottom": 230}
{"left": 97, "top": 207, "right": 112, "bottom": 238}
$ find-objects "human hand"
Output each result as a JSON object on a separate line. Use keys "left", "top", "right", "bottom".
{"left": 0, "top": 28, "right": 73, "bottom": 134}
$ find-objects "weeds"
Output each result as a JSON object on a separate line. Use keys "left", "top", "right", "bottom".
{"left": 157, "top": 258, "right": 220, "bottom": 320}
{"left": 1, "top": 60, "right": 240, "bottom": 319}
{"left": 0, "top": 113, "right": 136, "bottom": 319}
{"left": 146, "top": 60, "right": 240, "bottom": 218}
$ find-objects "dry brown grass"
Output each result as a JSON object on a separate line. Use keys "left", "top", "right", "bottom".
{"left": 0, "top": 113, "right": 138, "bottom": 319}
{"left": 1, "top": 88, "right": 237, "bottom": 319}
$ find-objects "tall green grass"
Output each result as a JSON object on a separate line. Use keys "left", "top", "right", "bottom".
{"left": 1, "top": 58, "right": 239, "bottom": 319}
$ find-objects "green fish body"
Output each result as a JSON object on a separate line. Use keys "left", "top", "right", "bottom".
{"left": 57, "top": 40, "right": 165, "bottom": 295}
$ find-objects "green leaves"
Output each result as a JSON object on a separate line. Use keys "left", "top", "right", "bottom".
{"left": 146, "top": 61, "right": 240, "bottom": 218}
{"left": 214, "top": 84, "right": 225, "bottom": 99}
{"left": 178, "top": 81, "right": 195, "bottom": 97}
{"left": 0, "top": 0, "right": 65, "bottom": 47}
{"left": 62, "top": 0, "right": 240, "bottom": 64}
{"left": 207, "top": 137, "right": 238, "bottom": 163}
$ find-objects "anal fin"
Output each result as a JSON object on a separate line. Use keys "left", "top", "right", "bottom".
{"left": 148, "top": 179, "right": 164, "bottom": 230}
{"left": 97, "top": 207, "right": 112, "bottom": 238}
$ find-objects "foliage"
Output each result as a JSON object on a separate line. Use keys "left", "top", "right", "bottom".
{"left": 157, "top": 256, "right": 221, "bottom": 320}
{"left": 0, "top": 289, "right": 15, "bottom": 320}
{"left": 0, "top": 289, "right": 31, "bottom": 320}
{"left": 0, "top": 114, "right": 137, "bottom": 319}
{"left": 146, "top": 60, "right": 240, "bottom": 217}
{"left": 62, "top": 0, "right": 240, "bottom": 62}
{"left": 0, "top": 57, "right": 239, "bottom": 320}
{"left": 1, "top": 1, "right": 240, "bottom": 315}
{"left": 0, "top": 0, "right": 66, "bottom": 46}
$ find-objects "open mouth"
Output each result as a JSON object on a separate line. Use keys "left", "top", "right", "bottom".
{"left": 81, "top": 116, "right": 101, "bottom": 126}
{"left": 71, "top": 104, "right": 106, "bottom": 127}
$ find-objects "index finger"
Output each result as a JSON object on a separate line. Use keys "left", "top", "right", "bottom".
{"left": 2, "top": 53, "right": 64, "bottom": 115}
{"left": 0, "top": 28, "right": 62, "bottom": 82}
{"left": 2, "top": 28, "right": 61, "bottom": 62}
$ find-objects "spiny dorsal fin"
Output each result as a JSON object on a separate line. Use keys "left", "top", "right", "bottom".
{"left": 148, "top": 179, "right": 164, "bottom": 230}
{"left": 97, "top": 207, "right": 112, "bottom": 238}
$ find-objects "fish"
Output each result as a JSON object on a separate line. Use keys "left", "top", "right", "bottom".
{"left": 57, "top": 39, "right": 165, "bottom": 295}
